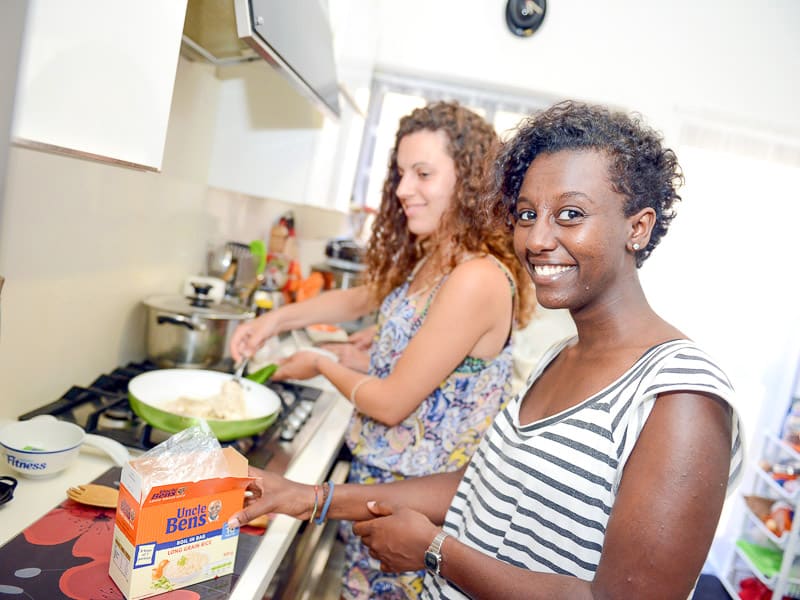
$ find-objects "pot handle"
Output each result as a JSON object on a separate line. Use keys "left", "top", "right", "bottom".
{"left": 156, "top": 314, "right": 208, "bottom": 332}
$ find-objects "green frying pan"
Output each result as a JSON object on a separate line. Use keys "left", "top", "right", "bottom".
{"left": 128, "top": 368, "right": 281, "bottom": 441}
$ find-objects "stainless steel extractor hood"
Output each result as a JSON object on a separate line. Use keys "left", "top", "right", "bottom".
{"left": 181, "top": 0, "right": 341, "bottom": 119}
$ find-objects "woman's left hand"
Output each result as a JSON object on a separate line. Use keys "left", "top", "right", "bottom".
{"left": 353, "top": 501, "right": 440, "bottom": 573}
{"left": 271, "top": 351, "right": 321, "bottom": 381}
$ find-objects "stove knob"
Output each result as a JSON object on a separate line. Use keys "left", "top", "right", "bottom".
{"left": 294, "top": 405, "right": 312, "bottom": 421}
{"left": 300, "top": 400, "right": 315, "bottom": 413}
{"left": 279, "top": 427, "right": 296, "bottom": 442}
{"left": 280, "top": 391, "right": 297, "bottom": 407}
{"left": 287, "top": 414, "right": 304, "bottom": 430}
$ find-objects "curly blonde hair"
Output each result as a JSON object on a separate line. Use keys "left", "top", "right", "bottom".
{"left": 362, "top": 101, "right": 533, "bottom": 327}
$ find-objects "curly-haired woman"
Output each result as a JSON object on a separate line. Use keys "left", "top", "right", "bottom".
{"left": 230, "top": 101, "right": 534, "bottom": 599}
{"left": 230, "top": 101, "right": 744, "bottom": 599}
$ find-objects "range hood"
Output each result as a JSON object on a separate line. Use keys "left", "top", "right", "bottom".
{"left": 182, "top": 0, "right": 341, "bottom": 119}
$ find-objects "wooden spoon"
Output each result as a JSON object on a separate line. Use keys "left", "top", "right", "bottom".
{"left": 66, "top": 483, "right": 270, "bottom": 528}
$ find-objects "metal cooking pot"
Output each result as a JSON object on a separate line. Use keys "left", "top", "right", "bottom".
{"left": 128, "top": 369, "right": 281, "bottom": 440}
{"left": 143, "top": 293, "right": 254, "bottom": 369}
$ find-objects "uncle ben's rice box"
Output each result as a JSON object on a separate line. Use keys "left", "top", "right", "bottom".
{"left": 108, "top": 447, "right": 253, "bottom": 599}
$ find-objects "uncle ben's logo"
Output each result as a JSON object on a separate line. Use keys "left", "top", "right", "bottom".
{"left": 150, "top": 486, "right": 187, "bottom": 501}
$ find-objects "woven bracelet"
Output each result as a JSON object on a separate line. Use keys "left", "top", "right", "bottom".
{"left": 314, "top": 481, "right": 335, "bottom": 525}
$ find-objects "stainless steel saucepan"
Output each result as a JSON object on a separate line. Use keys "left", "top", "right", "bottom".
{"left": 143, "top": 293, "right": 254, "bottom": 369}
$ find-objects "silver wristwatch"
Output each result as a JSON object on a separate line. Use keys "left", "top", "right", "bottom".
{"left": 424, "top": 530, "right": 449, "bottom": 576}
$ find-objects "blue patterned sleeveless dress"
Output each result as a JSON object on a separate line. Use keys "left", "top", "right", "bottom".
{"left": 340, "top": 256, "right": 516, "bottom": 600}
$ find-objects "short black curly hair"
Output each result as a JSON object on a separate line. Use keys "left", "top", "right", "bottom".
{"left": 495, "top": 100, "right": 684, "bottom": 267}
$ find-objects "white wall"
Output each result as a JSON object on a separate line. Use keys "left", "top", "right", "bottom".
{"left": 366, "top": 0, "right": 800, "bottom": 412}
{"left": 0, "top": 59, "right": 222, "bottom": 420}
{"left": 371, "top": 0, "right": 800, "bottom": 137}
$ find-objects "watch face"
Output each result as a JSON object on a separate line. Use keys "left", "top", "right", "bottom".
{"left": 505, "top": 0, "right": 547, "bottom": 37}
{"left": 424, "top": 551, "right": 439, "bottom": 573}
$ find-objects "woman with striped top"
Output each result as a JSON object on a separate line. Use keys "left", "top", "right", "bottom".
{"left": 229, "top": 101, "right": 743, "bottom": 599}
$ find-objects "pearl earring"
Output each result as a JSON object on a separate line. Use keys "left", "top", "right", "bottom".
{"left": 632, "top": 243, "right": 640, "bottom": 251}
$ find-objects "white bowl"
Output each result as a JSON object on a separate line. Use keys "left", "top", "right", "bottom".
{"left": 0, "top": 416, "right": 85, "bottom": 478}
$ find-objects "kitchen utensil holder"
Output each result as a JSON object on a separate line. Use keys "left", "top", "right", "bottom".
{"left": 226, "top": 241, "right": 256, "bottom": 288}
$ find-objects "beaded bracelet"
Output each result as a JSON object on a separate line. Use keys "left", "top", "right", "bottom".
{"left": 308, "top": 485, "right": 320, "bottom": 524}
{"left": 313, "top": 482, "right": 329, "bottom": 525}
{"left": 314, "top": 481, "right": 335, "bottom": 525}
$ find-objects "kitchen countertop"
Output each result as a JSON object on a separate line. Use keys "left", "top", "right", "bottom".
{"left": 0, "top": 374, "right": 354, "bottom": 600}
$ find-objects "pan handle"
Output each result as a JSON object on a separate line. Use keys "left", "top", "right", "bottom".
{"left": 83, "top": 434, "right": 130, "bottom": 467}
{"left": 156, "top": 314, "right": 208, "bottom": 332}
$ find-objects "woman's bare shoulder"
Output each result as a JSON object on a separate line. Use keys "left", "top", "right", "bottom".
{"left": 444, "top": 255, "right": 514, "bottom": 297}
{"left": 452, "top": 254, "right": 513, "bottom": 279}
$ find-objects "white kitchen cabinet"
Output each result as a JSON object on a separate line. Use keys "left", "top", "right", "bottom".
{"left": 206, "top": 0, "right": 375, "bottom": 211}
{"left": 0, "top": 1, "right": 27, "bottom": 199}
{"left": 719, "top": 431, "right": 800, "bottom": 598}
{"left": 11, "top": 0, "right": 187, "bottom": 171}
{"left": 207, "top": 61, "right": 366, "bottom": 212}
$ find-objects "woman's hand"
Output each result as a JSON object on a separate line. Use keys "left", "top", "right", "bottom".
{"left": 229, "top": 313, "right": 280, "bottom": 362}
{"left": 318, "top": 342, "right": 370, "bottom": 373}
{"left": 352, "top": 501, "right": 440, "bottom": 573}
{"left": 348, "top": 325, "right": 377, "bottom": 351}
{"left": 317, "top": 325, "right": 375, "bottom": 373}
{"left": 271, "top": 350, "right": 323, "bottom": 381}
{"left": 227, "top": 467, "right": 316, "bottom": 528}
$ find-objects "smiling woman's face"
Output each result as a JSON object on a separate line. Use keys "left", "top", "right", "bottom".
{"left": 395, "top": 129, "right": 457, "bottom": 239}
{"left": 513, "top": 149, "right": 634, "bottom": 311}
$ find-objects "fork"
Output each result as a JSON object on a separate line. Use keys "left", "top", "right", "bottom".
{"left": 66, "top": 483, "right": 119, "bottom": 508}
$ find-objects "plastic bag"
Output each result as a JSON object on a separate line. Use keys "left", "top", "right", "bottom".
{"left": 129, "top": 421, "right": 230, "bottom": 497}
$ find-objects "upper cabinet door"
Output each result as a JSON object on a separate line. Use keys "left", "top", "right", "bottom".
{"left": 11, "top": 0, "right": 187, "bottom": 172}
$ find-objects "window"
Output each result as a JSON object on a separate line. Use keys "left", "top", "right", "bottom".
{"left": 351, "top": 72, "right": 551, "bottom": 212}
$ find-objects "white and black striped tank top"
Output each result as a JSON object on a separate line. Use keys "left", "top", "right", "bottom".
{"left": 423, "top": 338, "right": 744, "bottom": 599}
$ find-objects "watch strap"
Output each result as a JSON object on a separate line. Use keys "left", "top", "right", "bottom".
{"left": 429, "top": 530, "right": 448, "bottom": 555}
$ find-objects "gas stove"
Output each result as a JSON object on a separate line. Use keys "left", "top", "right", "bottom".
{"left": 18, "top": 360, "right": 338, "bottom": 473}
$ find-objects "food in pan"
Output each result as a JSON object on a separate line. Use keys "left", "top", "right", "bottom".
{"left": 162, "top": 379, "right": 248, "bottom": 420}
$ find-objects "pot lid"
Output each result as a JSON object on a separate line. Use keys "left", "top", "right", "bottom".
{"left": 143, "top": 294, "right": 254, "bottom": 320}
